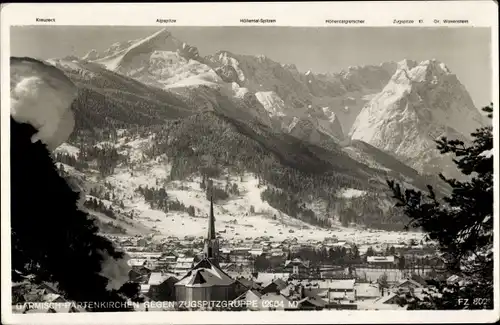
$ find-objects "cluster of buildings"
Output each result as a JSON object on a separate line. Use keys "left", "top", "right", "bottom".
{"left": 119, "top": 198, "right": 446, "bottom": 311}
{"left": 12, "top": 198, "right": 449, "bottom": 312}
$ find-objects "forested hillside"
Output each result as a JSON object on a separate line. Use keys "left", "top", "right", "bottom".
{"left": 47, "top": 59, "right": 196, "bottom": 133}
{"left": 80, "top": 111, "right": 423, "bottom": 231}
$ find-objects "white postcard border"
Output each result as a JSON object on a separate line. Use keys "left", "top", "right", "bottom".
{"left": 1, "top": 2, "right": 499, "bottom": 324}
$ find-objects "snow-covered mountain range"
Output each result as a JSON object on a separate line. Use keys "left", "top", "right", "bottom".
{"left": 78, "top": 28, "right": 402, "bottom": 145}
{"left": 23, "top": 27, "right": 487, "bottom": 238}
{"left": 75, "top": 28, "right": 486, "bottom": 176}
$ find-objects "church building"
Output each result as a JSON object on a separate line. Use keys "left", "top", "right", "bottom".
{"left": 175, "top": 197, "right": 238, "bottom": 307}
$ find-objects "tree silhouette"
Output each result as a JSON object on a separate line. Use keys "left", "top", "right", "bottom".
{"left": 387, "top": 103, "right": 493, "bottom": 309}
{"left": 10, "top": 118, "right": 137, "bottom": 312}
{"left": 377, "top": 273, "right": 389, "bottom": 295}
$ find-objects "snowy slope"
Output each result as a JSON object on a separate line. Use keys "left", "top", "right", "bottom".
{"left": 84, "top": 31, "right": 277, "bottom": 130}
{"left": 55, "top": 135, "right": 425, "bottom": 247}
{"left": 255, "top": 91, "right": 287, "bottom": 118}
{"left": 288, "top": 115, "right": 344, "bottom": 145}
{"left": 87, "top": 32, "right": 210, "bottom": 88}
{"left": 349, "top": 59, "right": 486, "bottom": 175}
{"left": 93, "top": 29, "right": 197, "bottom": 70}
{"left": 89, "top": 28, "right": 210, "bottom": 90}
{"left": 44, "top": 57, "right": 198, "bottom": 130}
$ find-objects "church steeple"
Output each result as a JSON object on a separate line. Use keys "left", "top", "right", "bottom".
{"left": 208, "top": 195, "right": 216, "bottom": 240}
{"left": 204, "top": 196, "right": 220, "bottom": 265}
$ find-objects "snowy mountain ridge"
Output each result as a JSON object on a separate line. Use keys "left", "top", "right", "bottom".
{"left": 80, "top": 29, "right": 401, "bottom": 146}
{"left": 77, "top": 28, "right": 487, "bottom": 177}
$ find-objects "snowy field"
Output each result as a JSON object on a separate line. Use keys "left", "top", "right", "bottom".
{"left": 59, "top": 139, "right": 425, "bottom": 247}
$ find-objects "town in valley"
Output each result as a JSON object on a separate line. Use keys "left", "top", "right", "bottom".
{"left": 13, "top": 196, "right": 451, "bottom": 312}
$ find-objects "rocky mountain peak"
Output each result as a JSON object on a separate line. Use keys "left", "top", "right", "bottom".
{"left": 349, "top": 58, "right": 486, "bottom": 176}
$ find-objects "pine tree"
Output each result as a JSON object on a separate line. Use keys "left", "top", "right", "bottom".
{"left": 351, "top": 244, "right": 361, "bottom": 264}
{"left": 398, "top": 254, "right": 406, "bottom": 270}
{"left": 10, "top": 118, "right": 137, "bottom": 311}
{"left": 377, "top": 273, "right": 389, "bottom": 294}
{"left": 387, "top": 103, "right": 493, "bottom": 309}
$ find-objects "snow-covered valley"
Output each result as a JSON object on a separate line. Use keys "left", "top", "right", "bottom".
{"left": 55, "top": 138, "right": 425, "bottom": 253}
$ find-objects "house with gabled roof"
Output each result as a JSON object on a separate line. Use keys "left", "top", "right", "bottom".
{"left": 283, "top": 258, "right": 310, "bottom": 279}
{"left": 172, "top": 257, "right": 195, "bottom": 275}
{"left": 254, "top": 272, "right": 290, "bottom": 287}
{"left": 234, "top": 289, "right": 263, "bottom": 311}
{"left": 395, "top": 278, "right": 424, "bottom": 293}
{"left": 261, "top": 278, "right": 287, "bottom": 295}
{"left": 297, "top": 295, "right": 326, "bottom": 310}
{"left": 236, "top": 277, "right": 261, "bottom": 291}
{"left": 356, "top": 292, "right": 408, "bottom": 310}
{"left": 146, "top": 272, "right": 178, "bottom": 301}
{"left": 374, "top": 292, "right": 400, "bottom": 305}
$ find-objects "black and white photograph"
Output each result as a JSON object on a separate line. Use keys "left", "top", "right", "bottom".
{"left": 1, "top": 2, "right": 498, "bottom": 324}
